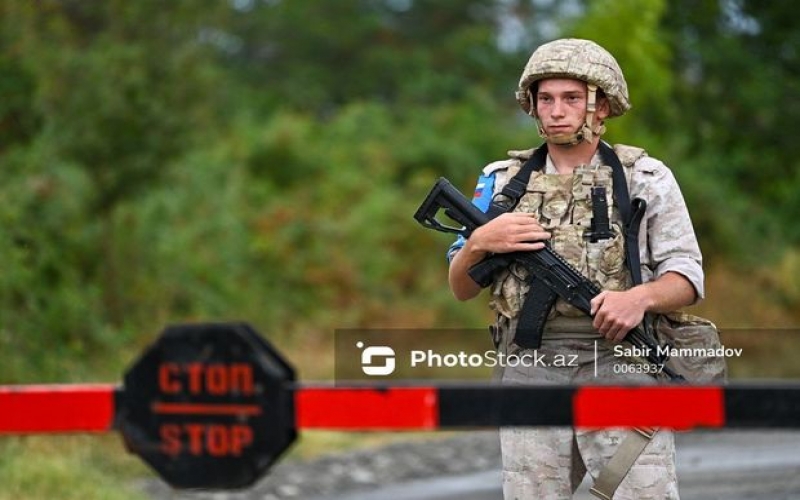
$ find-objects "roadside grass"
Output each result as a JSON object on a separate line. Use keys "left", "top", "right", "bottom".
{"left": 0, "top": 435, "right": 148, "bottom": 500}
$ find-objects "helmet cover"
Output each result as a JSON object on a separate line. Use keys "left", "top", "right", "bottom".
{"left": 516, "top": 38, "right": 630, "bottom": 118}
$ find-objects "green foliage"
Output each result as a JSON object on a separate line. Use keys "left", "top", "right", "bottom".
{"left": 0, "top": 146, "right": 107, "bottom": 380}
{"left": 661, "top": 0, "right": 800, "bottom": 245}
{"left": 107, "top": 101, "right": 504, "bottom": 340}
{"left": 8, "top": 1, "right": 229, "bottom": 212}
{"left": 0, "top": 0, "right": 797, "bottom": 385}
{"left": 222, "top": 0, "right": 522, "bottom": 113}
{"left": 0, "top": 0, "right": 796, "bottom": 387}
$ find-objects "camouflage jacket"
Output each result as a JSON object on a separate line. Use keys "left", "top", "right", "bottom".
{"left": 448, "top": 143, "right": 704, "bottom": 320}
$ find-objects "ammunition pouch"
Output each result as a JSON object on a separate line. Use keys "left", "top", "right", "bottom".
{"left": 653, "top": 312, "right": 727, "bottom": 383}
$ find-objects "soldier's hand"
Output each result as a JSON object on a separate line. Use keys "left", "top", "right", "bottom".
{"left": 590, "top": 289, "right": 647, "bottom": 342}
{"left": 468, "top": 212, "right": 551, "bottom": 255}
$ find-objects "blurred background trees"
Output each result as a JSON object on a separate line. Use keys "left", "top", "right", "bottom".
{"left": 1, "top": 0, "right": 799, "bottom": 381}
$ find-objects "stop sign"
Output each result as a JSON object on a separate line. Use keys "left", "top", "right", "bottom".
{"left": 116, "top": 323, "right": 297, "bottom": 489}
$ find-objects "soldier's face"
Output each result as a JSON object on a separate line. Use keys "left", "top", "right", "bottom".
{"left": 535, "top": 79, "right": 590, "bottom": 139}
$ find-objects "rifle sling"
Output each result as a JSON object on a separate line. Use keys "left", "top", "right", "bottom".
{"left": 598, "top": 142, "right": 647, "bottom": 287}
{"left": 486, "top": 145, "right": 549, "bottom": 219}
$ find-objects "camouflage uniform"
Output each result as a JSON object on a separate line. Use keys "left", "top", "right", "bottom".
{"left": 489, "top": 148, "right": 699, "bottom": 500}
{"left": 448, "top": 39, "right": 703, "bottom": 499}
{"left": 485, "top": 146, "right": 704, "bottom": 322}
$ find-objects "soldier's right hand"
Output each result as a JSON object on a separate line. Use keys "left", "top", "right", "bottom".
{"left": 467, "top": 212, "right": 551, "bottom": 255}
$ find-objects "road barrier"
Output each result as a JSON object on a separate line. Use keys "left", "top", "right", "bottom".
{"left": 2, "top": 323, "right": 800, "bottom": 489}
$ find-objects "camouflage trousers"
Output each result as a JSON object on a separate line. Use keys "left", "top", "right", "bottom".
{"left": 498, "top": 335, "right": 679, "bottom": 500}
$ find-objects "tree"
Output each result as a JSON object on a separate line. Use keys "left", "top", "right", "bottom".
{"left": 220, "top": 0, "right": 526, "bottom": 113}
{"left": 662, "top": 0, "right": 800, "bottom": 246}
{"left": 0, "top": 1, "right": 230, "bottom": 326}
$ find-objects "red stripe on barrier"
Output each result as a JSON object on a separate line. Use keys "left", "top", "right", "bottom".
{"left": 296, "top": 387, "right": 439, "bottom": 430}
{"left": 573, "top": 386, "right": 725, "bottom": 430}
{"left": 0, "top": 384, "right": 116, "bottom": 434}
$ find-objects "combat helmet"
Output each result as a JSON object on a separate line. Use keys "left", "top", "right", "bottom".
{"left": 516, "top": 38, "right": 630, "bottom": 145}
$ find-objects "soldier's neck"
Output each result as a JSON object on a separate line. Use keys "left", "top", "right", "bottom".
{"left": 547, "top": 140, "right": 600, "bottom": 174}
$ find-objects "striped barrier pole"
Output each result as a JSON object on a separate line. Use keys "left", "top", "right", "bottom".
{"left": 2, "top": 323, "right": 799, "bottom": 489}
{"left": 3, "top": 383, "right": 800, "bottom": 434}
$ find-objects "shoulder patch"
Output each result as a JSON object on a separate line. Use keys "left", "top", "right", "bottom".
{"left": 471, "top": 174, "right": 495, "bottom": 213}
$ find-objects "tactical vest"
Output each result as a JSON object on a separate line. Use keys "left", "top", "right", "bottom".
{"left": 488, "top": 144, "right": 646, "bottom": 323}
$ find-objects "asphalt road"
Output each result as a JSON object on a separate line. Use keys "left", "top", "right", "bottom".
{"left": 312, "top": 431, "right": 800, "bottom": 500}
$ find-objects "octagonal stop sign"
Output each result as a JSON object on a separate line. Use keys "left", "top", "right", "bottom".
{"left": 116, "top": 323, "right": 296, "bottom": 489}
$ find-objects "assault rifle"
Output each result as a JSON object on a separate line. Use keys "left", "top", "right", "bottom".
{"left": 414, "top": 177, "right": 683, "bottom": 381}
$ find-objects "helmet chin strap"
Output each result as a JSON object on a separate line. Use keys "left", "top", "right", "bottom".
{"left": 530, "top": 83, "right": 606, "bottom": 146}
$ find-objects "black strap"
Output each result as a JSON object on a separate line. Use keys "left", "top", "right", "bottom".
{"left": 486, "top": 145, "right": 548, "bottom": 219}
{"left": 597, "top": 142, "right": 647, "bottom": 286}
{"left": 627, "top": 198, "right": 647, "bottom": 286}
{"left": 598, "top": 142, "right": 632, "bottom": 228}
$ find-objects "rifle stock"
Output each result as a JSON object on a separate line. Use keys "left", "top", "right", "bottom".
{"left": 413, "top": 178, "right": 489, "bottom": 237}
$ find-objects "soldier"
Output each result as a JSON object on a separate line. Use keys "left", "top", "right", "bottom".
{"left": 446, "top": 39, "right": 703, "bottom": 499}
